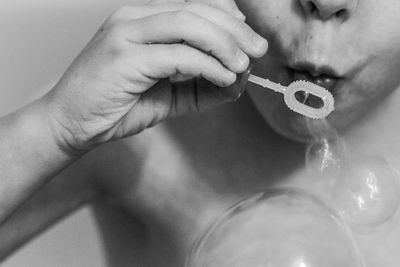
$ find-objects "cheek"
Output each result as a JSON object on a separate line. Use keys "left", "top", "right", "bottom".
{"left": 344, "top": 51, "right": 400, "bottom": 114}
{"left": 237, "top": 0, "right": 293, "bottom": 34}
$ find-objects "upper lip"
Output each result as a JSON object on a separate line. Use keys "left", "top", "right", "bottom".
{"left": 286, "top": 61, "right": 344, "bottom": 93}
{"left": 289, "top": 61, "right": 342, "bottom": 78}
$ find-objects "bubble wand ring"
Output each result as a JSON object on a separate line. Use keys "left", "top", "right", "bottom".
{"left": 248, "top": 74, "right": 335, "bottom": 119}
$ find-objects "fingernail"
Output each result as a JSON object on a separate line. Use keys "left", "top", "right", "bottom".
{"left": 219, "top": 63, "right": 253, "bottom": 101}
{"left": 239, "top": 63, "right": 253, "bottom": 92}
{"left": 234, "top": 10, "right": 246, "bottom": 21}
{"left": 236, "top": 49, "right": 249, "bottom": 70}
{"left": 252, "top": 35, "right": 268, "bottom": 54}
{"left": 224, "top": 71, "right": 237, "bottom": 85}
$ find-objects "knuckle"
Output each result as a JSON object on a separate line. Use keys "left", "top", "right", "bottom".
{"left": 148, "top": 0, "right": 167, "bottom": 4}
{"left": 112, "top": 6, "right": 131, "bottom": 20}
{"left": 167, "top": 43, "right": 186, "bottom": 56}
{"left": 104, "top": 5, "right": 134, "bottom": 30}
{"left": 216, "top": 33, "right": 238, "bottom": 56}
{"left": 102, "top": 22, "right": 129, "bottom": 52}
{"left": 231, "top": 17, "right": 245, "bottom": 31}
{"left": 107, "top": 7, "right": 126, "bottom": 25}
{"left": 181, "top": 2, "right": 202, "bottom": 12}
{"left": 173, "top": 9, "right": 195, "bottom": 23}
{"left": 106, "top": 21, "right": 125, "bottom": 40}
{"left": 184, "top": 0, "right": 213, "bottom": 10}
{"left": 109, "top": 5, "right": 146, "bottom": 22}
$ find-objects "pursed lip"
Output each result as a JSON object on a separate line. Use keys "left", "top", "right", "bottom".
{"left": 290, "top": 61, "right": 342, "bottom": 78}
{"left": 286, "top": 62, "right": 344, "bottom": 94}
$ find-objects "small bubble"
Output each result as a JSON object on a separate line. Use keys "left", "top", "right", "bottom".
{"left": 305, "top": 138, "right": 342, "bottom": 174}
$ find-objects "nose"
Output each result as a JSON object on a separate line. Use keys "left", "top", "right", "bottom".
{"left": 299, "top": 0, "right": 358, "bottom": 20}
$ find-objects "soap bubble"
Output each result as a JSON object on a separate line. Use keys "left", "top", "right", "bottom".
{"left": 332, "top": 155, "right": 400, "bottom": 228}
{"left": 304, "top": 136, "right": 348, "bottom": 194}
{"left": 304, "top": 117, "right": 400, "bottom": 229}
{"left": 186, "top": 188, "right": 365, "bottom": 267}
{"left": 305, "top": 138, "right": 344, "bottom": 174}
{"left": 304, "top": 119, "right": 346, "bottom": 175}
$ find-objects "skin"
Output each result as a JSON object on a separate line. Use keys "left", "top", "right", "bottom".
{"left": 2, "top": 0, "right": 400, "bottom": 266}
{"left": 239, "top": 0, "right": 400, "bottom": 141}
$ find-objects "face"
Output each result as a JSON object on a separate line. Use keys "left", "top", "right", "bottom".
{"left": 236, "top": 0, "right": 400, "bottom": 142}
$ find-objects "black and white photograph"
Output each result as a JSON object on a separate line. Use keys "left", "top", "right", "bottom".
{"left": 1, "top": 0, "right": 400, "bottom": 266}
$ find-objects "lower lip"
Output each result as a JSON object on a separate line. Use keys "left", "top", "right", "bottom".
{"left": 286, "top": 68, "right": 340, "bottom": 93}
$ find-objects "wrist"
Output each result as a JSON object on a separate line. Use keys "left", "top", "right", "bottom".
{"left": 0, "top": 95, "right": 81, "bottom": 221}
{"left": 38, "top": 91, "right": 93, "bottom": 157}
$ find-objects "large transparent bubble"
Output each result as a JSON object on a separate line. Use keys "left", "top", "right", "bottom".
{"left": 332, "top": 155, "right": 400, "bottom": 228}
{"left": 186, "top": 188, "right": 365, "bottom": 267}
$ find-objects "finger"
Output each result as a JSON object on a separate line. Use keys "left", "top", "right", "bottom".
{"left": 122, "top": 11, "right": 249, "bottom": 73}
{"left": 111, "top": 3, "right": 267, "bottom": 58}
{"left": 125, "top": 74, "right": 243, "bottom": 129}
{"left": 109, "top": 3, "right": 186, "bottom": 21}
{"left": 186, "top": 0, "right": 246, "bottom": 21}
{"left": 117, "top": 68, "right": 250, "bottom": 136}
{"left": 111, "top": 1, "right": 242, "bottom": 21}
{"left": 150, "top": 0, "right": 246, "bottom": 21}
{"left": 219, "top": 63, "right": 252, "bottom": 100}
{"left": 135, "top": 43, "right": 237, "bottom": 90}
{"left": 183, "top": 3, "right": 267, "bottom": 58}
{"left": 149, "top": 0, "right": 184, "bottom": 3}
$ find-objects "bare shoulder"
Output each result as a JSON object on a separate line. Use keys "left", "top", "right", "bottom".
{"left": 90, "top": 95, "right": 305, "bottom": 202}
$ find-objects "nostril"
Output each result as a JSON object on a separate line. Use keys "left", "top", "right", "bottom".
{"left": 300, "top": 0, "right": 354, "bottom": 21}
{"left": 306, "top": 2, "right": 318, "bottom": 14}
{"left": 335, "top": 9, "right": 348, "bottom": 19}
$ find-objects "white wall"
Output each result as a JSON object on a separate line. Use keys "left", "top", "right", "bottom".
{"left": 2, "top": 208, "right": 106, "bottom": 267}
{"left": 0, "top": 1, "right": 145, "bottom": 266}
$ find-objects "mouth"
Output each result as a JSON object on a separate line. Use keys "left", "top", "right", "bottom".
{"left": 287, "top": 62, "right": 343, "bottom": 108}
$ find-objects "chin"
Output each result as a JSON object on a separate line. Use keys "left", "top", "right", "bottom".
{"left": 266, "top": 111, "right": 363, "bottom": 145}
{"left": 248, "top": 92, "right": 352, "bottom": 144}
{"left": 264, "top": 112, "right": 315, "bottom": 143}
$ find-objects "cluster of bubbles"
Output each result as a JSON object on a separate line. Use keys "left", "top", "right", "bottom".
{"left": 305, "top": 119, "right": 400, "bottom": 228}
{"left": 185, "top": 119, "right": 400, "bottom": 267}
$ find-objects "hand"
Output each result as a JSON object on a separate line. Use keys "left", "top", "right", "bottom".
{"left": 41, "top": 1, "right": 268, "bottom": 154}
{"left": 185, "top": 0, "right": 246, "bottom": 20}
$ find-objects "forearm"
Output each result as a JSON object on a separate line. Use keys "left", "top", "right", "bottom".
{"left": 0, "top": 97, "right": 79, "bottom": 222}
{"left": 0, "top": 163, "right": 98, "bottom": 261}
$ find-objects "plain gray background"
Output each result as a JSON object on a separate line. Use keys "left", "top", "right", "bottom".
{"left": 0, "top": 0, "right": 147, "bottom": 266}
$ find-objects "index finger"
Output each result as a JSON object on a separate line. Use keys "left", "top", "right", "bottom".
{"left": 185, "top": 0, "right": 245, "bottom": 20}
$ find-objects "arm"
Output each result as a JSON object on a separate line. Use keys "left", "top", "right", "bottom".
{"left": 0, "top": 98, "right": 100, "bottom": 260}
{"left": 0, "top": 158, "right": 98, "bottom": 261}
{"left": 0, "top": 99, "right": 82, "bottom": 223}
{"left": 0, "top": 133, "right": 113, "bottom": 261}
{"left": 0, "top": 1, "right": 264, "bottom": 222}
{"left": 0, "top": 0, "right": 265, "bottom": 257}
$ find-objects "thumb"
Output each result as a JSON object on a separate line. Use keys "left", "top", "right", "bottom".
{"left": 186, "top": 0, "right": 246, "bottom": 21}
{"left": 168, "top": 67, "right": 251, "bottom": 116}
{"left": 113, "top": 68, "right": 251, "bottom": 137}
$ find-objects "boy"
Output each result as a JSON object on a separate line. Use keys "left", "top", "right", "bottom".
{"left": 1, "top": 0, "right": 400, "bottom": 266}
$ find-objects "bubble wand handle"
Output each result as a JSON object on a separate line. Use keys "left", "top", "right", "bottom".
{"left": 248, "top": 74, "right": 287, "bottom": 93}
